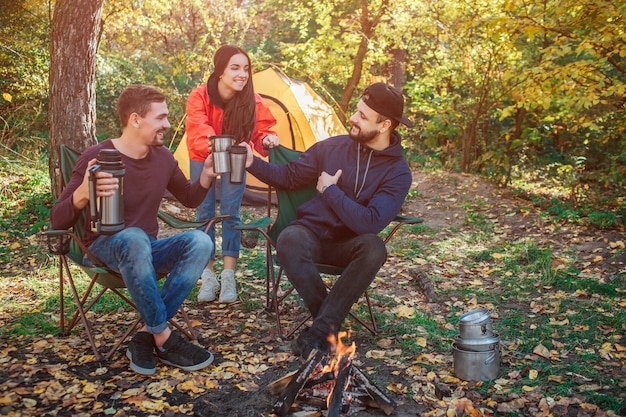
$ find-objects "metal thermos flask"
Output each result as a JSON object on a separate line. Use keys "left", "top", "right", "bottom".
{"left": 88, "top": 148, "right": 125, "bottom": 234}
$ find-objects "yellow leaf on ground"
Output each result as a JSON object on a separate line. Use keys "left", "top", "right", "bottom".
{"left": 236, "top": 381, "right": 260, "bottom": 392}
{"left": 394, "top": 305, "right": 416, "bottom": 319}
{"left": 529, "top": 369, "right": 538, "bottom": 380}
{"left": 0, "top": 395, "right": 16, "bottom": 405}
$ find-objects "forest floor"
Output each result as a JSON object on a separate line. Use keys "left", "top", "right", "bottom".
{"left": 0, "top": 169, "right": 624, "bottom": 417}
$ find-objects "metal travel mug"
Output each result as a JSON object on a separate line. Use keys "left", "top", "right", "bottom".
{"left": 88, "top": 148, "right": 125, "bottom": 234}
{"left": 229, "top": 145, "right": 247, "bottom": 184}
{"left": 210, "top": 135, "right": 234, "bottom": 174}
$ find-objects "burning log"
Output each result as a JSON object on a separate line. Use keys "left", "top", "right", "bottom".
{"left": 273, "top": 350, "right": 326, "bottom": 416}
{"left": 270, "top": 344, "right": 396, "bottom": 416}
{"left": 327, "top": 354, "right": 352, "bottom": 417}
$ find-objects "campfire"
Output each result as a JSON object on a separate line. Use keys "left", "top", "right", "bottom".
{"left": 269, "top": 332, "right": 396, "bottom": 416}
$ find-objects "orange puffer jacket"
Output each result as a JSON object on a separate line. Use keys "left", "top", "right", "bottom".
{"left": 185, "top": 83, "right": 277, "bottom": 162}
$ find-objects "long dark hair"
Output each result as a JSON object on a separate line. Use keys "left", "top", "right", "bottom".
{"left": 207, "top": 45, "right": 256, "bottom": 143}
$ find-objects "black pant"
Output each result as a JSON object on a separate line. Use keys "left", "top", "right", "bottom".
{"left": 276, "top": 224, "right": 387, "bottom": 338}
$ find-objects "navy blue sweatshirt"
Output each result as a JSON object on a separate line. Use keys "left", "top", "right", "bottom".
{"left": 248, "top": 133, "right": 412, "bottom": 241}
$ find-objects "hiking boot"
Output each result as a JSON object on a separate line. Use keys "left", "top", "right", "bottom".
{"left": 126, "top": 331, "right": 156, "bottom": 375}
{"left": 218, "top": 269, "right": 237, "bottom": 303}
{"left": 291, "top": 326, "right": 330, "bottom": 361}
{"left": 156, "top": 332, "right": 214, "bottom": 371}
{"left": 198, "top": 269, "right": 219, "bottom": 302}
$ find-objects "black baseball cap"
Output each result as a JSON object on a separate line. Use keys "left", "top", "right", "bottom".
{"left": 362, "top": 82, "right": 413, "bottom": 128}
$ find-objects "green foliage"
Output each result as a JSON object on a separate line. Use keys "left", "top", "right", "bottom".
{"left": 0, "top": 157, "right": 51, "bottom": 265}
{"left": 1, "top": 0, "right": 624, "bottom": 225}
{"left": 0, "top": 1, "right": 51, "bottom": 159}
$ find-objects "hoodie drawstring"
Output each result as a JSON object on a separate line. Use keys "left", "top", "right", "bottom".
{"left": 354, "top": 143, "right": 373, "bottom": 199}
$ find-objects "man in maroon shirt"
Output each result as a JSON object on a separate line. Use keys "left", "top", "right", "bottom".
{"left": 51, "top": 85, "right": 216, "bottom": 375}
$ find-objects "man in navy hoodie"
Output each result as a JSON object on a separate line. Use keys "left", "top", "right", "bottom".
{"left": 244, "top": 83, "right": 413, "bottom": 358}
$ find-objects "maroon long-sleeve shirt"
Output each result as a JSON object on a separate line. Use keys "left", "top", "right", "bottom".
{"left": 51, "top": 139, "right": 209, "bottom": 247}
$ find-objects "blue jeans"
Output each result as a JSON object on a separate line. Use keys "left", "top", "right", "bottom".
{"left": 86, "top": 227, "right": 213, "bottom": 334}
{"left": 276, "top": 225, "right": 388, "bottom": 338}
{"left": 190, "top": 159, "right": 245, "bottom": 260}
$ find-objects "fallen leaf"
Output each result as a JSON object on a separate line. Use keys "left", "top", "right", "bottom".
{"left": 532, "top": 344, "right": 551, "bottom": 359}
{"left": 393, "top": 305, "right": 416, "bottom": 319}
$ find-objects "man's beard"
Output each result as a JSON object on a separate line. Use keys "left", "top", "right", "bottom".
{"left": 151, "top": 131, "right": 166, "bottom": 146}
{"left": 349, "top": 125, "right": 377, "bottom": 144}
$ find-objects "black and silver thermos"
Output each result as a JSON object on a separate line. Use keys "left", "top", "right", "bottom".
{"left": 88, "top": 149, "right": 125, "bottom": 234}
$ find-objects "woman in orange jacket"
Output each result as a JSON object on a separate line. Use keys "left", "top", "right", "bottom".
{"left": 186, "top": 45, "right": 279, "bottom": 303}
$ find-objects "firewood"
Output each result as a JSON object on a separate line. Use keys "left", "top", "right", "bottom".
{"left": 268, "top": 370, "right": 297, "bottom": 396}
{"left": 351, "top": 366, "right": 397, "bottom": 416}
{"left": 327, "top": 357, "right": 352, "bottom": 417}
{"left": 273, "top": 350, "right": 325, "bottom": 416}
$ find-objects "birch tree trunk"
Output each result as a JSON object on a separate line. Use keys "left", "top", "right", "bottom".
{"left": 48, "top": 0, "right": 103, "bottom": 198}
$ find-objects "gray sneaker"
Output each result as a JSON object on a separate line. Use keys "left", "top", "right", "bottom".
{"left": 126, "top": 331, "right": 156, "bottom": 375}
{"left": 156, "top": 332, "right": 214, "bottom": 371}
{"left": 218, "top": 269, "right": 237, "bottom": 303}
{"left": 198, "top": 269, "right": 219, "bottom": 302}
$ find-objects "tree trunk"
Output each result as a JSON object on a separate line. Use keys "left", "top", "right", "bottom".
{"left": 389, "top": 49, "right": 407, "bottom": 87}
{"left": 48, "top": 0, "right": 104, "bottom": 198}
{"left": 337, "top": 0, "right": 389, "bottom": 123}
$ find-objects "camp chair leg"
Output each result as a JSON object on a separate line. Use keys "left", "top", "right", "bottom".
{"left": 363, "top": 291, "right": 378, "bottom": 335}
{"left": 59, "top": 256, "right": 66, "bottom": 337}
{"left": 345, "top": 291, "right": 378, "bottom": 336}
{"left": 102, "top": 317, "right": 143, "bottom": 360}
{"left": 265, "top": 249, "right": 273, "bottom": 309}
{"left": 285, "top": 315, "right": 309, "bottom": 338}
{"left": 171, "top": 307, "right": 197, "bottom": 341}
{"left": 267, "top": 264, "right": 299, "bottom": 337}
{"left": 60, "top": 256, "right": 104, "bottom": 360}
{"left": 279, "top": 281, "right": 379, "bottom": 339}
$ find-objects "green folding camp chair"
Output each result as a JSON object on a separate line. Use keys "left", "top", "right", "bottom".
{"left": 42, "top": 144, "right": 227, "bottom": 361}
{"left": 236, "top": 145, "right": 424, "bottom": 337}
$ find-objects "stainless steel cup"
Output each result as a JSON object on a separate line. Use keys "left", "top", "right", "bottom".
{"left": 211, "top": 135, "right": 234, "bottom": 152}
{"left": 210, "top": 135, "right": 234, "bottom": 174}
{"left": 213, "top": 151, "right": 230, "bottom": 174}
{"left": 229, "top": 145, "right": 247, "bottom": 184}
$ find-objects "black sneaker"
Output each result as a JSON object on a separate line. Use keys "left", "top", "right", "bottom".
{"left": 126, "top": 332, "right": 156, "bottom": 375}
{"left": 156, "top": 332, "right": 214, "bottom": 371}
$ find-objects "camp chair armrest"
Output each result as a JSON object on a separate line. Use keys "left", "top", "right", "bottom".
{"left": 383, "top": 215, "right": 425, "bottom": 244}
{"left": 41, "top": 228, "right": 71, "bottom": 237}
{"left": 394, "top": 215, "right": 424, "bottom": 224}
{"left": 236, "top": 216, "right": 273, "bottom": 231}
{"left": 41, "top": 229, "right": 73, "bottom": 255}
{"left": 235, "top": 217, "right": 275, "bottom": 246}
{"left": 158, "top": 210, "right": 231, "bottom": 232}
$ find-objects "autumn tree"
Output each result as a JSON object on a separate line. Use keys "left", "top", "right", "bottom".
{"left": 499, "top": 0, "right": 626, "bottom": 192}
{"left": 0, "top": 0, "right": 51, "bottom": 158}
{"left": 48, "top": 0, "right": 104, "bottom": 197}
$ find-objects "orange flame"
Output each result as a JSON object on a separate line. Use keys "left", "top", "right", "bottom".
{"left": 321, "top": 331, "right": 356, "bottom": 409}
{"left": 321, "top": 331, "right": 355, "bottom": 373}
